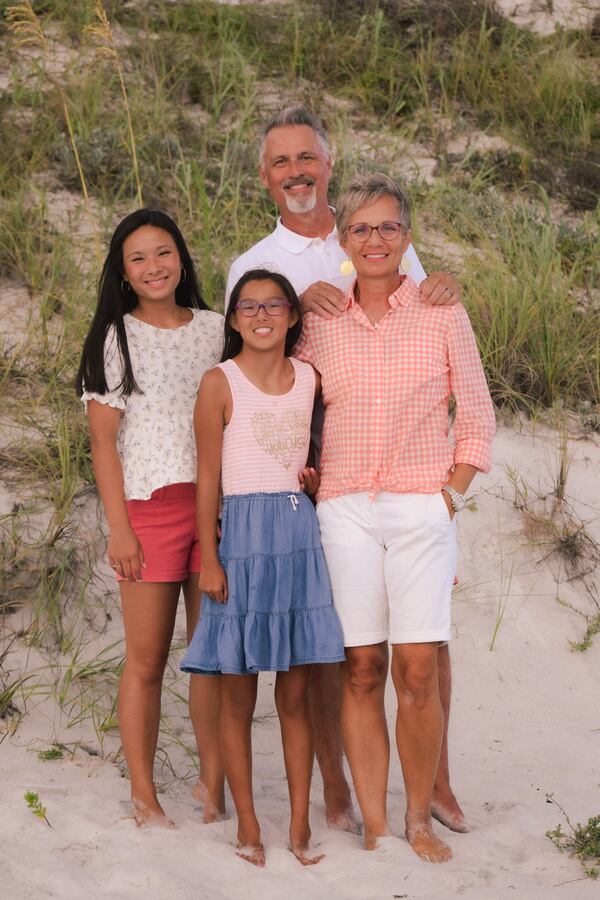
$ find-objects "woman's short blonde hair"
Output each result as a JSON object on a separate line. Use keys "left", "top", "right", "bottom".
{"left": 336, "top": 172, "right": 411, "bottom": 238}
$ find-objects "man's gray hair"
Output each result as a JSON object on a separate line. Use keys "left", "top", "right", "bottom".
{"left": 259, "top": 105, "right": 330, "bottom": 164}
{"left": 336, "top": 172, "right": 412, "bottom": 237}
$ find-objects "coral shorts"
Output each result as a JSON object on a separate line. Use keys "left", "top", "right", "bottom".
{"left": 116, "top": 482, "right": 201, "bottom": 583}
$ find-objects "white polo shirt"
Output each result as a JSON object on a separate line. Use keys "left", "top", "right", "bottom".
{"left": 225, "top": 215, "right": 427, "bottom": 300}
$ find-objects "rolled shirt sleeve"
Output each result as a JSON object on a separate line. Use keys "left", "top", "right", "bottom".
{"left": 448, "top": 304, "right": 496, "bottom": 472}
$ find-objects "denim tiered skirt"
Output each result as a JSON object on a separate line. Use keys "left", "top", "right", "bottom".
{"left": 181, "top": 491, "right": 346, "bottom": 675}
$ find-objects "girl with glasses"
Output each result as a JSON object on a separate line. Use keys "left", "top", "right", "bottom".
{"left": 77, "top": 209, "right": 226, "bottom": 828}
{"left": 181, "top": 268, "right": 345, "bottom": 867}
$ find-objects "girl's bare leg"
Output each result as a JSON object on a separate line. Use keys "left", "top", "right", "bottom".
{"left": 275, "top": 665, "right": 324, "bottom": 866}
{"left": 340, "top": 642, "right": 390, "bottom": 849}
{"left": 183, "top": 576, "right": 225, "bottom": 822}
{"left": 119, "top": 581, "right": 180, "bottom": 828}
{"left": 221, "top": 674, "right": 264, "bottom": 867}
{"left": 391, "top": 642, "right": 451, "bottom": 863}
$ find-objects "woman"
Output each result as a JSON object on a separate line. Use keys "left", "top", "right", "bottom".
{"left": 294, "top": 173, "right": 495, "bottom": 863}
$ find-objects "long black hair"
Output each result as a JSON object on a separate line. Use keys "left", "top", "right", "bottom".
{"left": 76, "top": 208, "right": 208, "bottom": 397}
{"left": 222, "top": 269, "right": 302, "bottom": 362}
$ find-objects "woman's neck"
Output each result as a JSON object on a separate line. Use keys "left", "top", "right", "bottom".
{"left": 234, "top": 347, "right": 294, "bottom": 395}
{"left": 355, "top": 274, "right": 402, "bottom": 321}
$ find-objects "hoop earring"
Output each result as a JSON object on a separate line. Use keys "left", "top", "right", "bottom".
{"left": 120, "top": 279, "right": 131, "bottom": 293}
{"left": 339, "top": 258, "right": 354, "bottom": 276}
{"left": 180, "top": 268, "right": 187, "bottom": 282}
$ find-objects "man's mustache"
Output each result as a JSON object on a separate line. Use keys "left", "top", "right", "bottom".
{"left": 282, "top": 177, "right": 315, "bottom": 189}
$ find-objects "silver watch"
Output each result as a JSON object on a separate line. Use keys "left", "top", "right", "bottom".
{"left": 442, "top": 485, "right": 466, "bottom": 512}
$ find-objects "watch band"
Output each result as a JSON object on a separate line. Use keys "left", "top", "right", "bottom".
{"left": 442, "top": 484, "right": 466, "bottom": 512}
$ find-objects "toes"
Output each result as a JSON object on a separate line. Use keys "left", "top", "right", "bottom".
{"left": 236, "top": 844, "right": 265, "bottom": 867}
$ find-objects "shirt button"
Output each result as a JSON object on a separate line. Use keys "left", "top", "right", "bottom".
{"left": 375, "top": 398, "right": 382, "bottom": 405}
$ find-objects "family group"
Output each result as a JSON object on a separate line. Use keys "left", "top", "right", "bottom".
{"left": 77, "top": 105, "right": 495, "bottom": 868}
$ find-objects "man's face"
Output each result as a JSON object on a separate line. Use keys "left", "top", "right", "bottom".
{"left": 259, "top": 125, "right": 332, "bottom": 216}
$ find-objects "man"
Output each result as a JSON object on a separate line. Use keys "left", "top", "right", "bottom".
{"left": 225, "top": 105, "right": 468, "bottom": 834}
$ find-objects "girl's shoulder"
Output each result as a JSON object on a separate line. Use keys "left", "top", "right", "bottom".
{"left": 191, "top": 308, "right": 225, "bottom": 329}
{"left": 290, "top": 357, "right": 315, "bottom": 377}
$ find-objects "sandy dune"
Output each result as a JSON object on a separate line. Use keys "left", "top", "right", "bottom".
{"left": 2, "top": 422, "right": 599, "bottom": 899}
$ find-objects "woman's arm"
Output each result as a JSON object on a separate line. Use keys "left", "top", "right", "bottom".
{"left": 87, "top": 400, "right": 144, "bottom": 581}
{"left": 445, "top": 305, "right": 496, "bottom": 516}
{"left": 195, "top": 368, "right": 229, "bottom": 603}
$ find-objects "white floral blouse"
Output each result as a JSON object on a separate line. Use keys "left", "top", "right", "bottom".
{"left": 81, "top": 309, "right": 224, "bottom": 500}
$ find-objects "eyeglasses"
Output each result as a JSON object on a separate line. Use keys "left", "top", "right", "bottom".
{"left": 235, "top": 298, "right": 292, "bottom": 317}
{"left": 347, "top": 221, "right": 405, "bottom": 242}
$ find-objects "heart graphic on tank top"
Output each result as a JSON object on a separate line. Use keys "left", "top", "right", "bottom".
{"left": 251, "top": 409, "right": 309, "bottom": 469}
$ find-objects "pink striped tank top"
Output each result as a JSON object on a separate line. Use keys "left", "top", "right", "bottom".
{"left": 218, "top": 357, "right": 315, "bottom": 495}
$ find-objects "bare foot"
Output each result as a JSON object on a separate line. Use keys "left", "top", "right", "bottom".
{"left": 192, "top": 779, "right": 225, "bottom": 824}
{"left": 236, "top": 842, "right": 265, "bottom": 867}
{"left": 324, "top": 786, "right": 361, "bottom": 834}
{"left": 431, "top": 789, "right": 470, "bottom": 833}
{"left": 132, "top": 797, "right": 176, "bottom": 830}
{"left": 406, "top": 817, "right": 452, "bottom": 863}
{"left": 236, "top": 821, "right": 264, "bottom": 867}
{"left": 364, "top": 825, "right": 389, "bottom": 850}
{"left": 290, "top": 823, "right": 324, "bottom": 866}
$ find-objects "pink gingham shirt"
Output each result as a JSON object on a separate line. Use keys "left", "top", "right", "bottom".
{"left": 294, "top": 276, "right": 495, "bottom": 502}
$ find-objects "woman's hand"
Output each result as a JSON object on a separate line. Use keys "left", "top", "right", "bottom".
{"left": 108, "top": 524, "right": 145, "bottom": 581}
{"left": 299, "top": 466, "right": 320, "bottom": 498}
{"left": 441, "top": 490, "right": 456, "bottom": 521}
{"left": 200, "top": 559, "right": 228, "bottom": 603}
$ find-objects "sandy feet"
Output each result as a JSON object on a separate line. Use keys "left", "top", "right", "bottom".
{"left": 192, "top": 779, "right": 226, "bottom": 824}
{"left": 131, "top": 797, "right": 176, "bottom": 829}
{"left": 363, "top": 827, "right": 390, "bottom": 851}
{"left": 431, "top": 785, "right": 470, "bottom": 833}
{"left": 290, "top": 823, "right": 324, "bottom": 866}
{"left": 236, "top": 820, "right": 265, "bottom": 867}
{"left": 325, "top": 788, "right": 361, "bottom": 834}
{"left": 406, "top": 817, "right": 452, "bottom": 863}
{"left": 236, "top": 842, "right": 266, "bottom": 867}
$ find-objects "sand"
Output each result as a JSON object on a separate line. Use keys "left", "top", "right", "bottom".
{"left": 2, "top": 421, "right": 599, "bottom": 899}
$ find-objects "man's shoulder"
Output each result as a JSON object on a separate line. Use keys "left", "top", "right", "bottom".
{"left": 229, "top": 230, "right": 280, "bottom": 274}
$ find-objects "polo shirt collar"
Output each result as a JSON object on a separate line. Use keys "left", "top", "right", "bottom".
{"left": 344, "top": 275, "right": 410, "bottom": 311}
{"left": 273, "top": 208, "right": 338, "bottom": 255}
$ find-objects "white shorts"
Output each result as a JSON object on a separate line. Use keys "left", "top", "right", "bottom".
{"left": 317, "top": 491, "right": 457, "bottom": 647}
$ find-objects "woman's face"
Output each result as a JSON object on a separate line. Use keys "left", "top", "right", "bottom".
{"left": 231, "top": 278, "right": 298, "bottom": 352}
{"left": 341, "top": 195, "right": 411, "bottom": 280}
{"left": 122, "top": 225, "right": 182, "bottom": 305}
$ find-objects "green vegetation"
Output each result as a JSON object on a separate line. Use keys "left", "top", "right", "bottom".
{"left": 24, "top": 790, "right": 52, "bottom": 826}
{"left": 569, "top": 612, "right": 600, "bottom": 652}
{"left": 547, "top": 797, "right": 600, "bottom": 880}
{"left": 37, "top": 743, "right": 65, "bottom": 760}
